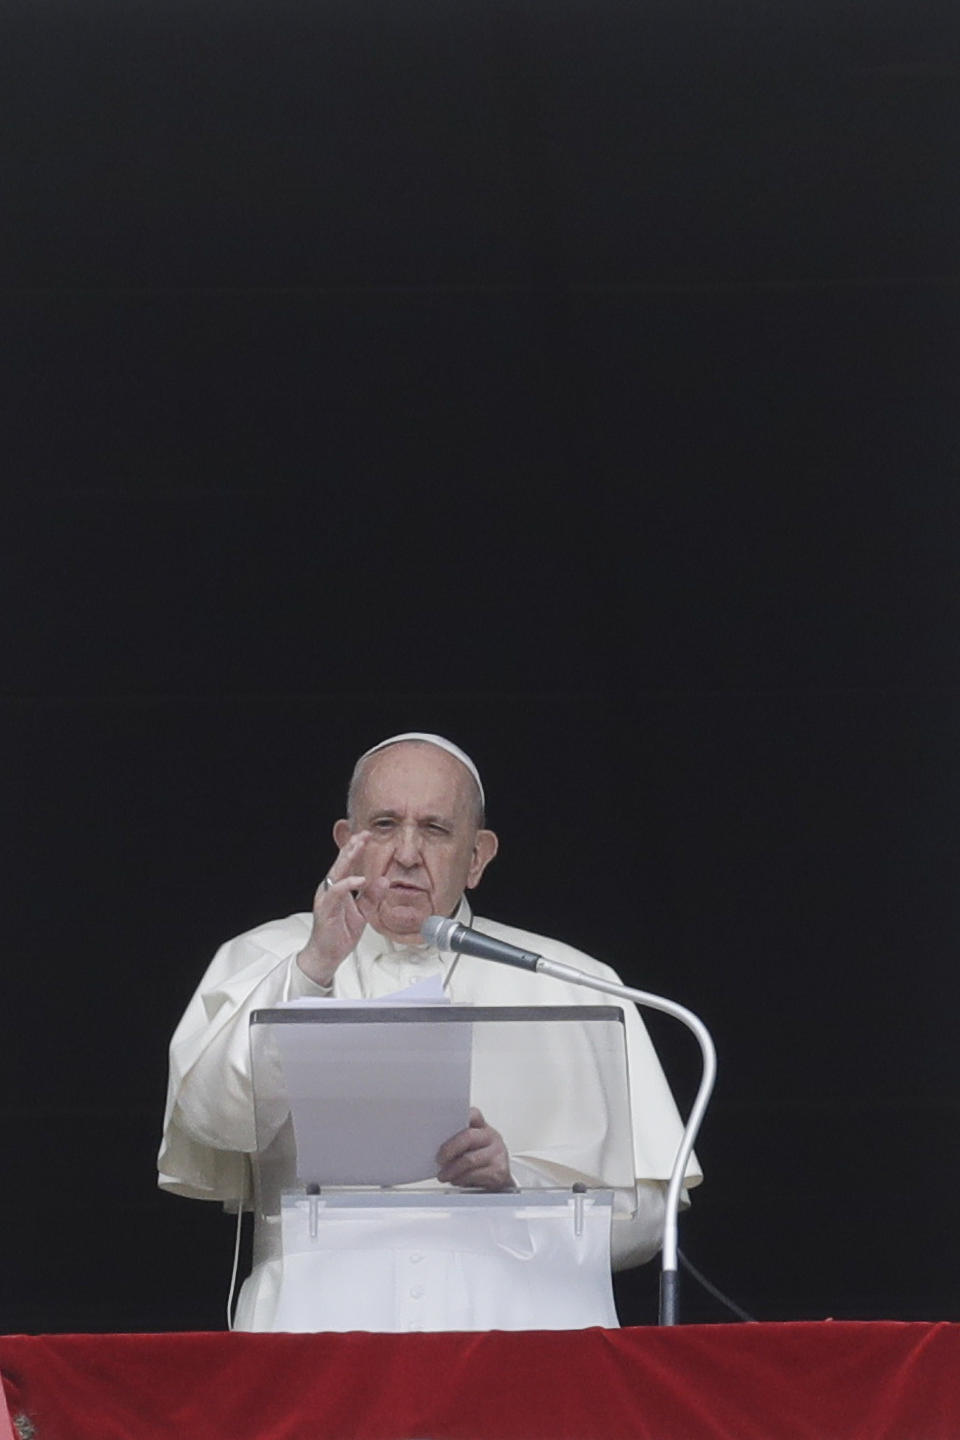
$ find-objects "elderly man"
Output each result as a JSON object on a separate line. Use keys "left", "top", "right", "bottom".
{"left": 159, "top": 732, "right": 700, "bottom": 1329}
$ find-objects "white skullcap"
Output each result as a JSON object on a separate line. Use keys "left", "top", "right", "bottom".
{"left": 357, "top": 732, "right": 485, "bottom": 809}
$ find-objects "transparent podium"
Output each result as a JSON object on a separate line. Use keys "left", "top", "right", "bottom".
{"left": 245, "top": 1005, "right": 639, "bottom": 1333}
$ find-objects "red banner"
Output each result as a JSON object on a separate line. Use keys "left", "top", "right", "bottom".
{"left": 2, "top": 1322, "right": 958, "bottom": 1440}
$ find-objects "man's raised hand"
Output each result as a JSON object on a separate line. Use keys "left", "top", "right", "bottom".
{"left": 295, "top": 831, "right": 386, "bottom": 986}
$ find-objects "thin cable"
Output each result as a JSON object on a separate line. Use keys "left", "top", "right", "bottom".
{"left": 226, "top": 1201, "right": 245, "bottom": 1332}
{"left": 678, "top": 1247, "right": 757, "bottom": 1323}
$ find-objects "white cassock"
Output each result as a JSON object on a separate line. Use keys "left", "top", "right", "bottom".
{"left": 158, "top": 900, "right": 702, "bottom": 1331}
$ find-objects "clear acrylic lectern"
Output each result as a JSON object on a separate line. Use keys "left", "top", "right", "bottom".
{"left": 244, "top": 1004, "right": 638, "bottom": 1332}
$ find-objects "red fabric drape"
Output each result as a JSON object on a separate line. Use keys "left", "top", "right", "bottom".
{"left": 2, "top": 1323, "right": 958, "bottom": 1440}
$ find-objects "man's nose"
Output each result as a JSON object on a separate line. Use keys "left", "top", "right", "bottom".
{"left": 394, "top": 824, "right": 423, "bottom": 866}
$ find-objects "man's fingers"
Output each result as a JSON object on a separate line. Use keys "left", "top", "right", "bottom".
{"left": 437, "top": 1140, "right": 495, "bottom": 1182}
{"left": 436, "top": 1115, "right": 512, "bottom": 1190}
{"left": 437, "top": 1124, "right": 487, "bottom": 1168}
{"left": 354, "top": 875, "right": 389, "bottom": 920}
{"left": 437, "top": 1143, "right": 510, "bottom": 1189}
{"left": 324, "top": 830, "right": 370, "bottom": 885}
{"left": 315, "top": 874, "right": 366, "bottom": 902}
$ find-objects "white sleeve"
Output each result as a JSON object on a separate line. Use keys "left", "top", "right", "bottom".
{"left": 610, "top": 1180, "right": 671, "bottom": 1270}
{"left": 157, "top": 918, "right": 316, "bottom": 1201}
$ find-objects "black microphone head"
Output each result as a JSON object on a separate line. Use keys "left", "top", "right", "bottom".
{"left": 421, "top": 915, "right": 456, "bottom": 948}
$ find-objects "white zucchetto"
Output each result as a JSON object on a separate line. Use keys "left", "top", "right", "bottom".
{"left": 356, "top": 732, "right": 485, "bottom": 810}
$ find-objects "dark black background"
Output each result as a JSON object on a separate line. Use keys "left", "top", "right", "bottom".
{"left": 2, "top": 0, "right": 958, "bottom": 1331}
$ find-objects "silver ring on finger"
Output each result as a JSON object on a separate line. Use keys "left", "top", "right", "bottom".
{"left": 322, "top": 875, "right": 334, "bottom": 892}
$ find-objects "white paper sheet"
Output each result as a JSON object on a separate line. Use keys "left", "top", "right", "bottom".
{"left": 273, "top": 985, "right": 472, "bottom": 1186}
{"left": 284, "top": 974, "right": 448, "bottom": 1007}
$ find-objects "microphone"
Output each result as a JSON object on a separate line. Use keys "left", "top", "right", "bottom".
{"left": 421, "top": 916, "right": 541, "bottom": 970}
{"left": 421, "top": 911, "right": 717, "bottom": 1327}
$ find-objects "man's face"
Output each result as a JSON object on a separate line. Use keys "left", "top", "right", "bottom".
{"left": 333, "top": 742, "right": 498, "bottom": 945}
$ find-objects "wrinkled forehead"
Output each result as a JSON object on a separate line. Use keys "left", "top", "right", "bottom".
{"left": 356, "top": 732, "right": 484, "bottom": 807}
{"left": 350, "top": 740, "right": 483, "bottom": 822}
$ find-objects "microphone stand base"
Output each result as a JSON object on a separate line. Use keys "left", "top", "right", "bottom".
{"left": 659, "top": 1267, "right": 679, "bottom": 1326}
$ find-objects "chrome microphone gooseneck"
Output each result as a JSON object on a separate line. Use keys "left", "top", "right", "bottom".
{"left": 421, "top": 915, "right": 717, "bottom": 1326}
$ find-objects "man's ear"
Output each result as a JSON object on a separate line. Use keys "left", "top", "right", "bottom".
{"left": 466, "top": 829, "right": 499, "bottom": 889}
{"left": 333, "top": 818, "right": 352, "bottom": 849}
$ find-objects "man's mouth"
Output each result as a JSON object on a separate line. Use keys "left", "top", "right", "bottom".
{"left": 389, "top": 881, "right": 426, "bottom": 893}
